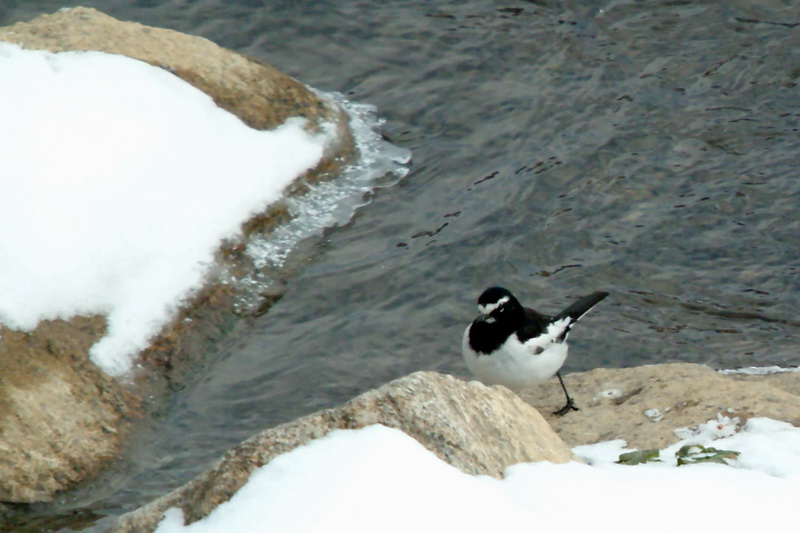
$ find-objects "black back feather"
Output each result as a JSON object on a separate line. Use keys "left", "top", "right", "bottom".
{"left": 469, "top": 288, "right": 609, "bottom": 351}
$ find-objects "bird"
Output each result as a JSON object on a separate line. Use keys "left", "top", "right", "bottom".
{"left": 462, "top": 286, "right": 609, "bottom": 416}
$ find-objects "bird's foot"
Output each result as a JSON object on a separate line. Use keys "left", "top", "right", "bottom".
{"left": 553, "top": 398, "right": 579, "bottom": 417}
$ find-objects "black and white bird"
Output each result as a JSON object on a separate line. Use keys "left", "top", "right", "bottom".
{"left": 462, "top": 286, "right": 609, "bottom": 416}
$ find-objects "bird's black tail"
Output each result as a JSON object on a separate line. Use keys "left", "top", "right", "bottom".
{"left": 556, "top": 291, "right": 609, "bottom": 323}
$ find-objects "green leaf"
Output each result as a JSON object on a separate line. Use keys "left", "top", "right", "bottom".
{"left": 617, "top": 449, "right": 662, "bottom": 465}
{"left": 675, "top": 444, "right": 740, "bottom": 466}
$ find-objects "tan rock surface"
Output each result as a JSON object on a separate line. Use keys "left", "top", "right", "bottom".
{"left": 0, "top": 318, "right": 135, "bottom": 502}
{"left": 520, "top": 363, "right": 800, "bottom": 449}
{"left": 111, "top": 371, "right": 571, "bottom": 532}
{"left": 0, "top": 7, "right": 355, "bottom": 503}
{"left": 732, "top": 370, "right": 800, "bottom": 397}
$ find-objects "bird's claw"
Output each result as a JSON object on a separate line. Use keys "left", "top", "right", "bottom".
{"left": 553, "top": 398, "right": 580, "bottom": 417}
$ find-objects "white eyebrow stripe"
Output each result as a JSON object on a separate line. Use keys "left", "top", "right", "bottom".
{"left": 478, "top": 296, "right": 509, "bottom": 315}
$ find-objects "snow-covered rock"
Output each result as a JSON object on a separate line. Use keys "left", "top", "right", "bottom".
{"left": 111, "top": 371, "right": 573, "bottom": 532}
{"left": 0, "top": 7, "right": 355, "bottom": 503}
{"left": 110, "top": 366, "right": 800, "bottom": 533}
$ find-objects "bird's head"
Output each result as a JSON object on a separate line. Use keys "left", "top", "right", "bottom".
{"left": 476, "top": 286, "right": 520, "bottom": 319}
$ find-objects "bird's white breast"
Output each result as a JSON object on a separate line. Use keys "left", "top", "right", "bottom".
{"left": 462, "top": 320, "right": 570, "bottom": 392}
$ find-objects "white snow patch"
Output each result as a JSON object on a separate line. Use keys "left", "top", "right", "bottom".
{"left": 644, "top": 407, "right": 665, "bottom": 422}
{"left": 673, "top": 413, "right": 741, "bottom": 441}
{"left": 155, "top": 425, "right": 530, "bottom": 533}
{"left": 572, "top": 438, "right": 629, "bottom": 466}
{"left": 0, "top": 43, "right": 333, "bottom": 375}
{"left": 155, "top": 418, "right": 800, "bottom": 532}
{"left": 596, "top": 387, "right": 622, "bottom": 400}
{"left": 718, "top": 366, "right": 800, "bottom": 375}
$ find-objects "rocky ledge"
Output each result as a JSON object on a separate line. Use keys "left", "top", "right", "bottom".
{"left": 0, "top": 7, "right": 355, "bottom": 503}
{"left": 521, "top": 362, "right": 800, "bottom": 449}
{"left": 110, "top": 363, "right": 800, "bottom": 533}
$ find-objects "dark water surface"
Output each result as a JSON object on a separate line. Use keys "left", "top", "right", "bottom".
{"left": 3, "top": 0, "right": 800, "bottom": 529}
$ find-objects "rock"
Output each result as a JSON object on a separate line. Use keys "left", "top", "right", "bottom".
{"left": 0, "top": 318, "right": 136, "bottom": 502}
{"left": 520, "top": 363, "right": 800, "bottom": 449}
{"left": 111, "top": 371, "right": 572, "bottom": 532}
{"left": 0, "top": 8, "right": 356, "bottom": 503}
{"left": 731, "top": 371, "right": 800, "bottom": 397}
{"left": 0, "top": 6, "right": 354, "bottom": 179}
{"left": 0, "top": 7, "right": 347, "bottom": 133}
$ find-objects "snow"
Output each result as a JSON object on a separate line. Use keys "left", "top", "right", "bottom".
{"left": 0, "top": 43, "right": 337, "bottom": 375}
{"left": 718, "top": 366, "right": 800, "bottom": 375}
{"left": 155, "top": 418, "right": 800, "bottom": 532}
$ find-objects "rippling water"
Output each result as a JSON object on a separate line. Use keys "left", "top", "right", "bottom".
{"left": 3, "top": 0, "right": 799, "bottom": 529}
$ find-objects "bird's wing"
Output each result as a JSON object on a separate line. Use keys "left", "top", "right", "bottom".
{"left": 516, "top": 314, "right": 572, "bottom": 354}
{"left": 516, "top": 308, "right": 558, "bottom": 346}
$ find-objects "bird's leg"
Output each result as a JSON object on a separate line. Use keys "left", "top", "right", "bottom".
{"left": 553, "top": 371, "right": 579, "bottom": 416}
